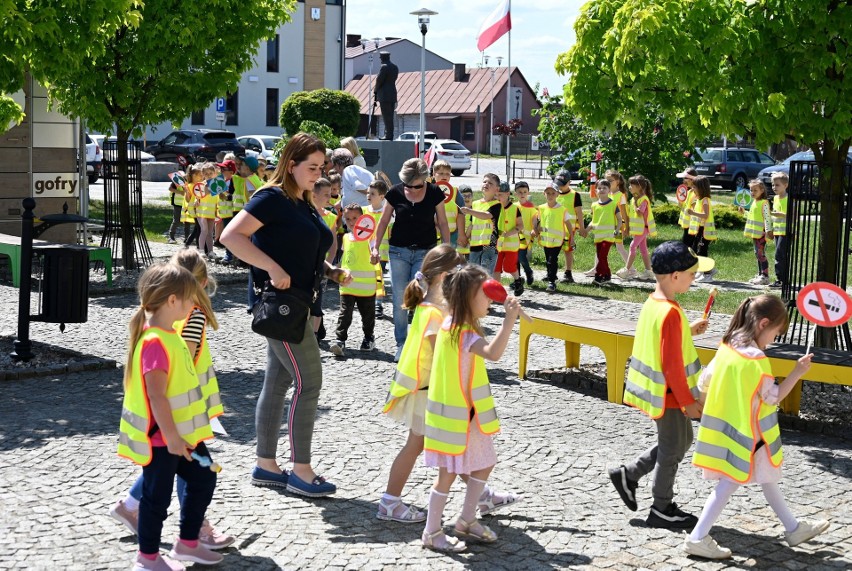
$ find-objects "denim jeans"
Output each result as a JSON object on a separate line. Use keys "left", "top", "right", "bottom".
{"left": 389, "top": 245, "right": 429, "bottom": 349}
{"left": 469, "top": 246, "right": 497, "bottom": 274}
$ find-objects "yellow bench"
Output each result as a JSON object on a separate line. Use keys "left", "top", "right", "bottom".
{"left": 0, "top": 232, "right": 112, "bottom": 287}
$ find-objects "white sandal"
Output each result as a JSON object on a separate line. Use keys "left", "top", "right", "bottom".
{"left": 478, "top": 489, "right": 523, "bottom": 516}
{"left": 422, "top": 529, "right": 466, "bottom": 553}
{"left": 376, "top": 499, "right": 427, "bottom": 523}
{"left": 454, "top": 517, "right": 498, "bottom": 543}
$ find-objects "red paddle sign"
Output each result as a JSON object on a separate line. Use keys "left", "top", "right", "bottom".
{"left": 438, "top": 182, "right": 455, "bottom": 204}
{"left": 352, "top": 214, "right": 376, "bottom": 241}
{"left": 482, "top": 279, "right": 532, "bottom": 322}
{"left": 676, "top": 184, "right": 688, "bottom": 203}
{"left": 796, "top": 281, "right": 852, "bottom": 327}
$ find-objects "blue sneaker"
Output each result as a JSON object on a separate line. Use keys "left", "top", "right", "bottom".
{"left": 286, "top": 473, "right": 336, "bottom": 497}
{"left": 251, "top": 466, "right": 289, "bottom": 488}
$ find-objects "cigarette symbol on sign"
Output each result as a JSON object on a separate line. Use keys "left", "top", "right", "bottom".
{"left": 808, "top": 297, "right": 840, "bottom": 314}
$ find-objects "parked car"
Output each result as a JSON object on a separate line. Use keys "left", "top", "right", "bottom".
{"left": 144, "top": 129, "right": 245, "bottom": 164}
{"left": 85, "top": 133, "right": 103, "bottom": 184}
{"left": 94, "top": 135, "right": 155, "bottom": 161}
{"left": 238, "top": 135, "right": 281, "bottom": 161}
{"left": 428, "top": 139, "right": 472, "bottom": 176}
{"left": 396, "top": 131, "right": 437, "bottom": 142}
{"left": 693, "top": 147, "right": 776, "bottom": 190}
{"left": 758, "top": 150, "right": 852, "bottom": 187}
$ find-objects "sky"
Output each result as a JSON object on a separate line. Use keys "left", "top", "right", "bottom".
{"left": 345, "top": 0, "right": 586, "bottom": 97}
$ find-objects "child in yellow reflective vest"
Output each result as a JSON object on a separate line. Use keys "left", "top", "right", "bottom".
{"left": 741, "top": 179, "right": 773, "bottom": 285}
{"left": 116, "top": 263, "right": 222, "bottom": 569}
{"left": 769, "top": 172, "right": 789, "bottom": 287}
{"left": 686, "top": 175, "right": 718, "bottom": 283}
{"left": 532, "top": 181, "right": 575, "bottom": 292}
{"left": 675, "top": 168, "right": 698, "bottom": 244}
{"left": 330, "top": 204, "right": 377, "bottom": 357}
{"left": 605, "top": 169, "right": 631, "bottom": 266}
{"left": 180, "top": 164, "right": 204, "bottom": 248}
{"left": 514, "top": 181, "right": 537, "bottom": 286}
{"left": 196, "top": 163, "right": 220, "bottom": 258}
{"left": 617, "top": 174, "right": 657, "bottom": 281}
{"left": 432, "top": 160, "right": 467, "bottom": 252}
{"left": 684, "top": 295, "right": 828, "bottom": 559}
{"left": 366, "top": 179, "right": 390, "bottom": 319}
{"left": 421, "top": 264, "right": 522, "bottom": 553}
{"left": 586, "top": 180, "right": 622, "bottom": 285}
{"left": 494, "top": 183, "right": 525, "bottom": 296}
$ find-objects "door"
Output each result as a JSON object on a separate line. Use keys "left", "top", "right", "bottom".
{"left": 450, "top": 118, "right": 462, "bottom": 143}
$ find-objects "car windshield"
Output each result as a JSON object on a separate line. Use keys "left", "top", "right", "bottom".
{"left": 203, "top": 132, "right": 236, "bottom": 143}
{"left": 439, "top": 143, "right": 467, "bottom": 151}
{"left": 701, "top": 149, "right": 724, "bottom": 162}
{"left": 258, "top": 136, "right": 280, "bottom": 146}
{"left": 782, "top": 151, "right": 815, "bottom": 164}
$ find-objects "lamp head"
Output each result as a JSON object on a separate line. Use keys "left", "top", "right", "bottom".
{"left": 411, "top": 7, "right": 438, "bottom": 34}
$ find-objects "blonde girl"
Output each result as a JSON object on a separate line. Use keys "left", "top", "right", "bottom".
{"left": 685, "top": 295, "right": 828, "bottom": 559}
{"left": 421, "top": 265, "right": 521, "bottom": 552}
{"left": 687, "top": 175, "right": 718, "bottom": 282}
{"left": 181, "top": 164, "right": 204, "bottom": 248}
{"left": 605, "top": 169, "right": 630, "bottom": 265}
{"left": 117, "top": 264, "right": 222, "bottom": 569}
{"left": 340, "top": 136, "right": 366, "bottom": 168}
{"left": 742, "top": 179, "right": 772, "bottom": 285}
{"left": 676, "top": 168, "right": 698, "bottom": 244}
{"left": 196, "top": 163, "right": 219, "bottom": 258}
{"left": 617, "top": 174, "right": 656, "bottom": 280}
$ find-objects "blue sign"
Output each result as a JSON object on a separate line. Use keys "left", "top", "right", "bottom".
{"left": 215, "top": 97, "right": 226, "bottom": 113}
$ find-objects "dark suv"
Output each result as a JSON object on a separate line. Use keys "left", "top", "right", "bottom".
{"left": 693, "top": 147, "right": 776, "bottom": 190}
{"left": 145, "top": 129, "right": 245, "bottom": 164}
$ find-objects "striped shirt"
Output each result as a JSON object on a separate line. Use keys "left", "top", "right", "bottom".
{"left": 182, "top": 308, "right": 206, "bottom": 359}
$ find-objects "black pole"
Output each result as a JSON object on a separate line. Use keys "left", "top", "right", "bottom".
{"left": 12, "top": 197, "right": 36, "bottom": 361}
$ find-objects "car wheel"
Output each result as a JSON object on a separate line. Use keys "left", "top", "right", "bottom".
{"left": 733, "top": 173, "right": 748, "bottom": 190}
{"left": 451, "top": 169, "right": 464, "bottom": 177}
{"left": 88, "top": 174, "right": 99, "bottom": 185}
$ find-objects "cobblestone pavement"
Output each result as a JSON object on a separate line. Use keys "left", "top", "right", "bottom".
{"left": 1, "top": 276, "right": 850, "bottom": 570}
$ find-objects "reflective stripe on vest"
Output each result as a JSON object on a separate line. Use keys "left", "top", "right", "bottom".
{"left": 217, "top": 192, "right": 234, "bottom": 218}
{"left": 556, "top": 191, "right": 578, "bottom": 222}
{"left": 384, "top": 303, "right": 444, "bottom": 414}
{"left": 232, "top": 175, "right": 261, "bottom": 212}
{"left": 340, "top": 234, "right": 377, "bottom": 296}
{"left": 365, "top": 209, "right": 389, "bottom": 261}
{"left": 591, "top": 200, "right": 618, "bottom": 243}
{"left": 537, "top": 204, "right": 567, "bottom": 248}
{"left": 175, "top": 310, "right": 224, "bottom": 419}
{"left": 623, "top": 297, "right": 702, "bottom": 419}
{"left": 773, "top": 195, "right": 787, "bottom": 236}
{"left": 196, "top": 192, "right": 218, "bottom": 219}
{"left": 470, "top": 199, "right": 497, "bottom": 247}
{"left": 744, "top": 199, "right": 767, "bottom": 238}
{"left": 118, "top": 328, "right": 212, "bottom": 466}
{"left": 445, "top": 200, "right": 459, "bottom": 233}
{"left": 497, "top": 203, "right": 520, "bottom": 252}
{"left": 518, "top": 203, "right": 536, "bottom": 250}
{"left": 688, "top": 197, "right": 717, "bottom": 240}
{"left": 678, "top": 189, "right": 696, "bottom": 228}
{"left": 693, "top": 343, "right": 782, "bottom": 482}
{"left": 425, "top": 325, "right": 500, "bottom": 455}
{"left": 628, "top": 195, "right": 657, "bottom": 237}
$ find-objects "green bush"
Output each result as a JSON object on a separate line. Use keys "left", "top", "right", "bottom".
{"left": 650, "top": 202, "right": 745, "bottom": 228}
{"left": 651, "top": 202, "right": 681, "bottom": 225}
{"left": 296, "top": 120, "right": 340, "bottom": 151}
{"left": 279, "top": 89, "right": 360, "bottom": 137}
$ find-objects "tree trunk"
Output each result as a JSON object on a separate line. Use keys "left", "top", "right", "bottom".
{"left": 116, "top": 128, "right": 135, "bottom": 269}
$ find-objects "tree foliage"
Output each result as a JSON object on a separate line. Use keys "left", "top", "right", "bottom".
{"left": 280, "top": 89, "right": 361, "bottom": 138}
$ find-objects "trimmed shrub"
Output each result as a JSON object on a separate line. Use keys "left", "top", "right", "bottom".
{"left": 279, "top": 89, "right": 360, "bottom": 137}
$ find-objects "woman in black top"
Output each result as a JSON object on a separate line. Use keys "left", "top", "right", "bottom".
{"left": 370, "top": 158, "right": 450, "bottom": 359}
{"left": 221, "top": 133, "right": 350, "bottom": 498}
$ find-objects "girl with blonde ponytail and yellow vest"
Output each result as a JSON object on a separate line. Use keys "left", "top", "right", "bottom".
{"left": 686, "top": 175, "right": 718, "bottom": 283}
{"left": 683, "top": 295, "right": 828, "bottom": 560}
{"left": 421, "top": 264, "right": 522, "bottom": 552}
{"left": 196, "top": 163, "right": 220, "bottom": 258}
{"left": 608, "top": 241, "right": 712, "bottom": 532}
{"left": 116, "top": 263, "right": 223, "bottom": 569}
{"left": 741, "top": 179, "right": 773, "bottom": 285}
{"left": 617, "top": 174, "right": 657, "bottom": 281}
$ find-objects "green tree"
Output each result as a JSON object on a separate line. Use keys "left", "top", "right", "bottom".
{"left": 280, "top": 89, "right": 361, "bottom": 138}
{"left": 22, "top": 0, "right": 296, "bottom": 268}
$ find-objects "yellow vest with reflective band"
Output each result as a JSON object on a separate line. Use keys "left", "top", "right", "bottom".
{"left": 425, "top": 324, "right": 500, "bottom": 455}
{"left": 623, "top": 297, "right": 702, "bottom": 419}
{"left": 610, "top": 191, "right": 627, "bottom": 243}
{"left": 537, "top": 204, "right": 567, "bottom": 248}
{"left": 470, "top": 199, "right": 497, "bottom": 247}
{"left": 591, "top": 199, "right": 618, "bottom": 243}
{"left": 517, "top": 202, "right": 536, "bottom": 250}
{"left": 340, "top": 234, "right": 377, "bottom": 296}
{"left": 173, "top": 184, "right": 185, "bottom": 207}
{"left": 772, "top": 195, "right": 787, "bottom": 236}
{"left": 383, "top": 303, "right": 444, "bottom": 413}
{"left": 744, "top": 198, "right": 767, "bottom": 238}
{"left": 321, "top": 209, "right": 338, "bottom": 234}
{"left": 444, "top": 198, "right": 459, "bottom": 233}
{"left": 232, "top": 174, "right": 263, "bottom": 212}
{"left": 629, "top": 195, "right": 657, "bottom": 237}
{"left": 118, "top": 328, "right": 212, "bottom": 466}
{"left": 180, "top": 184, "right": 198, "bottom": 222}
{"left": 497, "top": 202, "right": 521, "bottom": 252}
{"left": 556, "top": 190, "right": 578, "bottom": 222}
{"left": 174, "top": 309, "right": 223, "bottom": 419}
{"left": 217, "top": 179, "right": 234, "bottom": 219}
{"left": 366, "top": 208, "right": 389, "bottom": 262}
{"left": 678, "top": 189, "right": 695, "bottom": 228}
{"left": 687, "top": 197, "right": 716, "bottom": 240}
{"left": 196, "top": 189, "right": 218, "bottom": 219}
{"left": 693, "top": 343, "right": 782, "bottom": 483}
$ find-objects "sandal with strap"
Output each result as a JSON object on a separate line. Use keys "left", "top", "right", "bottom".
{"left": 478, "top": 489, "right": 523, "bottom": 516}
{"left": 376, "top": 499, "right": 427, "bottom": 523}
{"left": 454, "top": 517, "right": 498, "bottom": 543}
{"left": 421, "top": 529, "right": 466, "bottom": 553}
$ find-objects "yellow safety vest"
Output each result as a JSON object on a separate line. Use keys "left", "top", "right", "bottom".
{"left": 623, "top": 297, "right": 702, "bottom": 419}
{"left": 321, "top": 209, "right": 338, "bottom": 234}
{"left": 497, "top": 203, "right": 521, "bottom": 252}
{"left": 425, "top": 324, "right": 500, "bottom": 455}
{"left": 196, "top": 190, "right": 218, "bottom": 219}
{"left": 180, "top": 184, "right": 198, "bottom": 223}
{"left": 693, "top": 343, "right": 782, "bottom": 483}
{"left": 610, "top": 190, "right": 627, "bottom": 243}
{"left": 366, "top": 208, "right": 389, "bottom": 262}
{"left": 445, "top": 198, "right": 459, "bottom": 234}
{"left": 470, "top": 199, "right": 497, "bottom": 247}
{"left": 232, "top": 174, "right": 263, "bottom": 212}
{"left": 744, "top": 198, "right": 767, "bottom": 238}
{"left": 678, "top": 189, "right": 696, "bottom": 228}
{"left": 174, "top": 309, "right": 223, "bottom": 419}
{"left": 537, "top": 204, "right": 567, "bottom": 248}
{"left": 217, "top": 179, "right": 234, "bottom": 219}
{"left": 457, "top": 212, "right": 472, "bottom": 255}
{"left": 118, "top": 328, "right": 212, "bottom": 466}
{"left": 340, "top": 234, "right": 377, "bottom": 297}
{"left": 591, "top": 200, "right": 618, "bottom": 243}
{"left": 772, "top": 195, "right": 787, "bottom": 236}
{"left": 687, "top": 197, "right": 716, "bottom": 240}
{"left": 628, "top": 195, "right": 657, "bottom": 237}
{"left": 383, "top": 303, "right": 444, "bottom": 413}
{"left": 517, "top": 202, "right": 536, "bottom": 250}
{"left": 556, "top": 190, "right": 578, "bottom": 222}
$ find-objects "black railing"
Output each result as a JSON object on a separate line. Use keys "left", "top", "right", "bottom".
{"left": 100, "top": 140, "right": 152, "bottom": 267}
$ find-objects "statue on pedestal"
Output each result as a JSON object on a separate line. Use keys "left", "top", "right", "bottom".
{"left": 374, "top": 51, "right": 399, "bottom": 140}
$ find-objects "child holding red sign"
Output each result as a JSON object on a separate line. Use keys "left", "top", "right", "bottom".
{"left": 684, "top": 294, "right": 828, "bottom": 559}
{"left": 330, "top": 204, "right": 377, "bottom": 357}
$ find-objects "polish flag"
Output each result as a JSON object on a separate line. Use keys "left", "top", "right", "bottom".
{"left": 477, "top": 0, "right": 511, "bottom": 52}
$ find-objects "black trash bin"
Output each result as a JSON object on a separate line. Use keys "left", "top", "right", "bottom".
{"left": 36, "top": 246, "right": 89, "bottom": 324}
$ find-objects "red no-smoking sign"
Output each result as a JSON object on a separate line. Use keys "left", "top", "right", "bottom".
{"left": 796, "top": 282, "right": 852, "bottom": 327}
{"left": 676, "top": 184, "right": 688, "bottom": 203}
{"left": 352, "top": 214, "right": 376, "bottom": 242}
{"left": 438, "top": 182, "right": 455, "bottom": 204}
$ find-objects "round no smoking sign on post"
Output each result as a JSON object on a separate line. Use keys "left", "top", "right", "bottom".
{"left": 352, "top": 214, "right": 376, "bottom": 242}
{"left": 796, "top": 282, "right": 852, "bottom": 328}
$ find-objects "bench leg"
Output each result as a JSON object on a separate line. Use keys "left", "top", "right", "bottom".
{"left": 11, "top": 251, "right": 20, "bottom": 288}
{"left": 606, "top": 355, "right": 625, "bottom": 405}
{"left": 778, "top": 377, "right": 803, "bottom": 416}
{"left": 519, "top": 327, "right": 532, "bottom": 379}
{"left": 565, "top": 341, "right": 580, "bottom": 369}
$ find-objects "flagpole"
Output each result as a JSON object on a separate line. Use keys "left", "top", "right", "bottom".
{"left": 505, "top": 1, "right": 511, "bottom": 180}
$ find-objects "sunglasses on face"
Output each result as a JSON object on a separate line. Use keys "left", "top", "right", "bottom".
{"left": 404, "top": 183, "right": 425, "bottom": 190}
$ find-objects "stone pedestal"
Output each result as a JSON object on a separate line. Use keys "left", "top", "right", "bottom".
{"left": 358, "top": 140, "right": 416, "bottom": 185}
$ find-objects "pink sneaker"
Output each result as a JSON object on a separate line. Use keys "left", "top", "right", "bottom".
{"left": 169, "top": 539, "right": 224, "bottom": 565}
{"left": 132, "top": 553, "right": 185, "bottom": 570}
{"left": 109, "top": 500, "right": 138, "bottom": 535}
{"left": 199, "top": 519, "right": 236, "bottom": 550}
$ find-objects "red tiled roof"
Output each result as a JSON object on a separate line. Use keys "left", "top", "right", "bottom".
{"left": 345, "top": 67, "right": 532, "bottom": 115}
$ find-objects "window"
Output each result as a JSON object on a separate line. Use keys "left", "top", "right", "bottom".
{"left": 191, "top": 109, "right": 205, "bottom": 125}
{"left": 225, "top": 91, "right": 238, "bottom": 126}
{"left": 266, "top": 88, "right": 279, "bottom": 127}
{"left": 267, "top": 35, "right": 280, "bottom": 73}
{"left": 760, "top": 153, "right": 776, "bottom": 165}
{"left": 463, "top": 120, "right": 475, "bottom": 141}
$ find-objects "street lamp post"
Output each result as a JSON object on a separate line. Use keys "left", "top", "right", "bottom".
{"left": 359, "top": 37, "right": 383, "bottom": 139}
{"left": 411, "top": 8, "right": 437, "bottom": 158}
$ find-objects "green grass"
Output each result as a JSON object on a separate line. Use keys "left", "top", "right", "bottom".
{"left": 89, "top": 199, "right": 174, "bottom": 243}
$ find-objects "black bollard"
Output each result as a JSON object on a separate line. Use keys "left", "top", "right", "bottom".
{"left": 12, "top": 198, "right": 36, "bottom": 361}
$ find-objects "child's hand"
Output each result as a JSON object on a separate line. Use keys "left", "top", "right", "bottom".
{"left": 370, "top": 249, "right": 380, "bottom": 265}
{"left": 503, "top": 295, "right": 522, "bottom": 321}
{"left": 767, "top": 230, "right": 774, "bottom": 241}
{"left": 168, "top": 438, "right": 193, "bottom": 461}
{"left": 792, "top": 353, "right": 813, "bottom": 377}
{"left": 691, "top": 318, "right": 709, "bottom": 335}
{"left": 683, "top": 401, "right": 703, "bottom": 419}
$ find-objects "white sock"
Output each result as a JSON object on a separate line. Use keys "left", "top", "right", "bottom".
{"left": 689, "top": 479, "right": 738, "bottom": 541}
{"left": 380, "top": 493, "right": 400, "bottom": 504}
{"left": 124, "top": 495, "right": 140, "bottom": 512}
{"left": 761, "top": 483, "right": 798, "bottom": 532}
{"left": 460, "top": 476, "right": 487, "bottom": 522}
{"left": 424, "top": 488, "right": 449, "bottom": 534}
{"left": 478, "top": 484, "right": 492, "bottom": 503}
